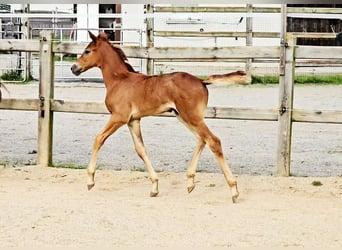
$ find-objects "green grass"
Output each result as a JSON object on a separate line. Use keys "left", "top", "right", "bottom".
{"left": 252, "top": 75, "right": 279, "bottom": 84}
{"left": 51, "top": 163, "right": 87, "bottom": 170}
{"left": 130, "top": 165, "right": 146, "bottom": 172}
{"left": 0, "top": 69, "right": 33, "bottom": 83}
{"left": 54, "top": 54, "right": 77, "bottom": 62}
{"left": 251, "top": 74, "right": 342, "bottom": 85}
{"left": 311, "top": 180, "right": 323, "bottom": 186}
{"left": 1, "top": 70, "right": 24, "bottom": 82}
{"left": 0, "top": 161, "right": 12, "bottom": 168}
{"left": 130, "top": 165, "right": 164, "bottom": 173}
{"left": 295, "top": 74, "right": 342, "bottom": 84}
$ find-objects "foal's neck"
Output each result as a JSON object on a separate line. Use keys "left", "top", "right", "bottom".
{"left": 100, "top": 44, "right": 131, "bottom": 86}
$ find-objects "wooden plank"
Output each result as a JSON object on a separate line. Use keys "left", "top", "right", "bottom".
{"left": 204, "top": 107, "right": 277, "bottom": 121}
{"left": 296, "top": 59, "right": 342, "bottom": 65}
{"left": 154, "top": 31, "right": 280, "bottom": 38}
{"left": 296, "top": 46, "right": 342, "bottom": 59}
{"left": 156, "top": 6, "right": 342, "bottom": 14}
{"left": 293, "top": 109, "right": 342, "bottom": 124}
{"left": 122, "top": 47, "right": 148, "bottom": 58}
{"left": 147, "top": 46, "right": 280, "bottom": 59}
{"left": 154, "top": 6, "right": 280, "bottom": 13}
{"left": 292, "top": 32, "right": 336, "bottom": 39}
{"left": 52, "top": 100, "right": 108, "bottom": 114}
{"left": 53, "top": 42, "right": 280, "bottom": 60}
{"left": 287, "top": 7, "right": 342, "bottom": 14}
{"left": 51, "top": 100, "right": 278, "bottom": 121}
{"left": 154, "top": 6, "right": 248, "bottom": 12}
{"left": 0, "top": 98, "right": 39, "bottom": 111}
{"left": 53, "top": 42, "right": 87, "bottom": 55}
{"left": 52, "top": 42, "right": 149, "bottom": 59}
{"left": 3, "top": 98, "right": 341, "bottom": 125}
{"left": 252, "top": 7, "right": 281, "bottom": 13}
{"left": 0, "top": 39, "right": 40, "bottom": 52}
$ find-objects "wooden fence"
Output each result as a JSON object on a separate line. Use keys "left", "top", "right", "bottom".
{"left": 150, "top": 5, "right": 342, "bottom": 77}
{"left": 0, "top": 30, "right": 342, "bottom": 176}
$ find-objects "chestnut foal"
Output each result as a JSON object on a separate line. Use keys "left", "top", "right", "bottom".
{"left": 71, "top": 31, "right": 247, "bottom": 202}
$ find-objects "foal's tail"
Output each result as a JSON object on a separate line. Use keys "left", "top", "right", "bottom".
{"left": 203, "top": 70, "right": 251, "bottom": 86}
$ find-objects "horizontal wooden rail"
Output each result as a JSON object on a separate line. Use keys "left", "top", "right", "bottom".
{"left": 154, "top": 6, "right": 342, "bottom": 14}
{"left": 291, "top": 33, "right": 337, "bottom": 39}
{"left": 295, "top": 46, "right": 342, "bottom": 59}
{"left": 0, "top": 39, "right": 40, "bottom": 52}
{"left": 2, "top": 98, "right": 341, "bottom": 124}
{"left": 154, "top": 6, "right": 280, "bottom": 13}
{"left": 3, "top": 40, "right": 341, "bottom": 62}
{"left": 53, "top": 43, "right": 281, "bottom": 59}
{"left": 154, "top": 31, "right": 280, "bottom": 38}
{"left": 146, "top": 46, "right": 280, "bottom": 59}
{"left": 292, "top": 109, "right": 342, "bottom": 124}
{"left": 52, "top": 100, "right": 108, "bottom": 114}
{"left": 0, "top": 98, "right": 39, "bottom": 111}
{"left": 287, "top": 7, "right": 342, "bottom": 14}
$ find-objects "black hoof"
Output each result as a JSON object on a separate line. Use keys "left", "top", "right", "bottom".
{"left": 87, "top": 183, "right": 95, "bottom": 191}
{"left": 150, "top": 191, "right": 159, "bottom": 197}
{"left": 187, "top": 185, "right": 195, "bottom": 193}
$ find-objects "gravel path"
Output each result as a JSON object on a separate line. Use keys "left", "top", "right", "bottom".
{"left": 1, "top": 81, "right": 341, "bottom": 177}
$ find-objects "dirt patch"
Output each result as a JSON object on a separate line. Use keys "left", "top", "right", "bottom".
{"left": 0, "top": 165, "right": 341, "bottom": 247}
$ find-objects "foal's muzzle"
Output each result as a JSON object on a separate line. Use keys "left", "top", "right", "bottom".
{"left": 71, "top": 64, "right": 82, "bottom": 76}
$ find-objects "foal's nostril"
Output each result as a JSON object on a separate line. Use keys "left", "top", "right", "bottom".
{"left": 71, "top": 64, "right": 81, "bottom": 76}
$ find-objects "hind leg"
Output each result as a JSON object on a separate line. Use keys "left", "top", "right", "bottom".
{"left": 183, "top": 117, "right": 239, "bottom": 203}
{"left": 186, "top": 138, "right": 206, "bottom": 193}
{"left": 199, "top": 122, "right": 239, "bottom": 202}
{"left": 176, "top": 115, "right": 206, "bottom": 193}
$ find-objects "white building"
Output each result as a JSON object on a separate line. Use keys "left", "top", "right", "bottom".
{"left": 8, "top": 3, "right": 282, "bottom": 47}
{"left": 6, "top": 4, "right": 339, "bottom": 76}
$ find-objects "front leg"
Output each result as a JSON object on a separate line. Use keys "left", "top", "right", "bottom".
{"left": 128, "top": 119, "right": 159, "bottom": 197}
{"left": 87, "top": 115, "right": 125, "bottom": 190}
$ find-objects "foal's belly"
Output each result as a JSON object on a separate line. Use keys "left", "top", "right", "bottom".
{"left": 131, "top": 101, "right": 176, "bottom": 118}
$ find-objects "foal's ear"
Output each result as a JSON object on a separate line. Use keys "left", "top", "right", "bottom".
{"left": 98, "top": 32, "right": 109, "bottom": 41}
{"left": 88, "top": 31, "right": 97, "bottom": 42}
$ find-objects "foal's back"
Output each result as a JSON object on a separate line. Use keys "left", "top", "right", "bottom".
{"left": 106, "top": 71, "right": 209, "bottom": 120}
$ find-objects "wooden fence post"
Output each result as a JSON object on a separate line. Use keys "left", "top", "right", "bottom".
{"left": 22, "top": 4, "right": 32, "bottom": 81}
{"left": 146, "top": 4, "right": 154, "bottom": 75}
{"left": 37, "top": 31, "right": 54, "bottom": 167}
{"left": 276, "top": 32, "right": 296, "bottom": 176}
{"left": 245, "top": 4, "right": 253, "bottom": 82}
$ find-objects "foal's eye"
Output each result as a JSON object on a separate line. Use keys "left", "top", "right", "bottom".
{"left": 84, "top": 50, "right": 90, "bottom": 55}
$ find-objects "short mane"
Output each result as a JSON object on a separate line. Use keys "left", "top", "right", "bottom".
{"left": 112, "top": 45, "right": 137, "bottom": 73}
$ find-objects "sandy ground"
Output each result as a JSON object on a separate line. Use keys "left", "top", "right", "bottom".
{"left": 0, "top": 165, "right": 341, "bottom": 248}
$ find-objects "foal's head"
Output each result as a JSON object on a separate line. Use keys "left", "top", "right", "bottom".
{"left": 71, "top": 31, "right": 107, "bottom": 76}
{"left": 71, "top": 31, "right": 135, "bottom": 76}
